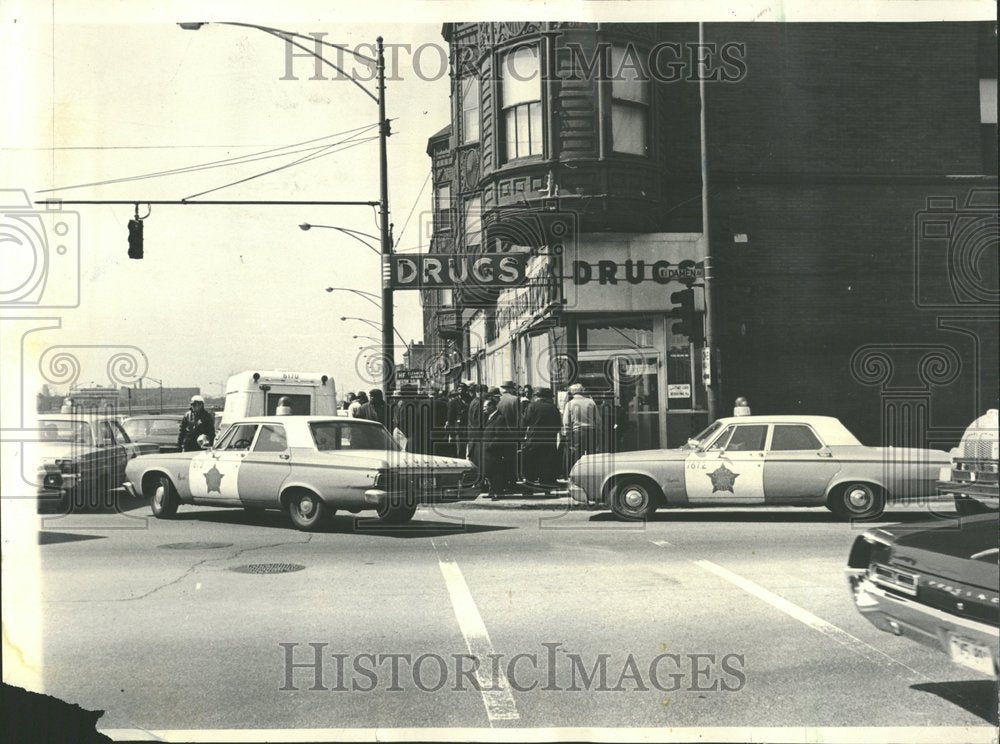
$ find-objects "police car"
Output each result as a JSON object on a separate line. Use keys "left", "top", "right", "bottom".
{"left": 568, "top": 415, "right": 950, "bottom": 520}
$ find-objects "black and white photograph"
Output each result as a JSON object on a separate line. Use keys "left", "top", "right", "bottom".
{"left": 1, "top": 1, "right": 997, "bottom": 741}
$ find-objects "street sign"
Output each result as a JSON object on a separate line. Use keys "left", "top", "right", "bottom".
{"left": 702, "top": 347, "right": 712, "bottom": 386}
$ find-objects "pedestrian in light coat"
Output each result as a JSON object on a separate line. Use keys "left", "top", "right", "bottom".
{"left": 562, "top": 383, "right": 602, "bottom": 469}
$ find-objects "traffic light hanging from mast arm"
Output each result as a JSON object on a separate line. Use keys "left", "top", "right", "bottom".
{"left": 127, "top": 202, "right": 148, "bottom": 259}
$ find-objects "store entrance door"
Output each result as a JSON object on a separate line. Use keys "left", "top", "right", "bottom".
{"left": 577, "top": 350, "right": 660, "bottom": 452}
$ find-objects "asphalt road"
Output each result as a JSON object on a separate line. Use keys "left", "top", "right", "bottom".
{"left": 22, "top": 497, "right": 1000, "bottom": 739}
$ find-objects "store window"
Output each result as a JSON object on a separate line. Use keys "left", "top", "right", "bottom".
{"left": 464, "top": 195, "right": 482, "bottom": 251}
{"left": 461, "top": 76, "right": 480, "bottom": 144}
{"left": 500, "top": 45, "right": 542, "bottom": 161}
{"left": 610, "top": 45, "right": 649, "bottom": 156}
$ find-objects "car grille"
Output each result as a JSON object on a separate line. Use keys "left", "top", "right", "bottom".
{"left": 385, "top": 471, "right": 463, "bottom": 491}
{"left": 963, "top": 435, "right": 994, "bottom": 460}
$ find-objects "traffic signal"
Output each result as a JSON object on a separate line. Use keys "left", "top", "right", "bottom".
{"left": 127, "top": 218, "right": 143, "bottom": 259}
{"left": 670, "top": 287, "right": 703, "bottom": 344}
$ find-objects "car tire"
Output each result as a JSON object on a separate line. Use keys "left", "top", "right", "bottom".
{"left": 286, "top": 490, "right": 327, "bottom": 531}
{"left": 150, "top": 475, "right": 180, "bottom": 519}
{"left": 377, "top": 501, "right": 417, "bottom": 525}
{"left": 611, "top": 477, "right": 660, "bottom": 521}
{"left": 829, "top": 482, "right": 885, "bottom": 520}
{"left": 954, "top": 496, "right": 994, "bottom": 516}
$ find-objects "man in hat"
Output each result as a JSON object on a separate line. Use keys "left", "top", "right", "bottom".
{"left": 357, "top": 388, "right": 387, "bottom": 426}
{"left": 497, "top": 380, "right": 523, "bottom": 484}
{"left": 562, "top": 383, "right": 602, "bottom": 469}
{"left": 481, "top": 392, "right": 511, "bottom": 499}
{"left": 177, "top": 395, "right": 215, "bottom": 452}
{"left": 446, "top": 384, "right": 469, "bottom": 459}
{"left": 465, "top": 385, "right": 486, "bottom": 477}
{"left": 522, "top": 387, "right": 561, "bottom": 486}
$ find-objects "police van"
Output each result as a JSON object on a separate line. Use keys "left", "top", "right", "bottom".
{"left": 219, "top": 370, "right": 337, "bottom": 430}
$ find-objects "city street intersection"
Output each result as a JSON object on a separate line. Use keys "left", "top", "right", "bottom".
{"left": 22, "top": 497, "right": 1000, "bottom": 739}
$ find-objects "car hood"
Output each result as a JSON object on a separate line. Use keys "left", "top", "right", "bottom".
{"left": 884, "top": 514, "right": 999, "bottom": 590}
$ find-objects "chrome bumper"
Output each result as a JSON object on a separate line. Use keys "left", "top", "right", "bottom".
{"left": 846, "top": 569, "right": 1000, "bottom": 676}
{"left": 123, "top": 481, "right": 139, "bottom": 499}
{"left": 363, "top": 488, "right": 478, "bottom": 505}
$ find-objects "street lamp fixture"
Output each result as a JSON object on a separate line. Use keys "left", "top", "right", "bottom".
{"left": 302, "top": 224, "right": 381, "bottom": 256}
{"left": 180, "top": 21, "right": 396, "bottom": 413}
{"left": 325, "top": 286, "right": 382, "bottom": 310}
{"left": 352, "top": 334, "right": 380, "bottom": 343}
{"left": 341, "top": 316, "right": 408, "bottom": 347}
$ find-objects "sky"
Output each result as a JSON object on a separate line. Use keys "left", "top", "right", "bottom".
{"left": 1, "top": 0, "right": 994, "bottom": 403}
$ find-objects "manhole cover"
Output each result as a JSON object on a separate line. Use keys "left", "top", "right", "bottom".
{"left": 158, "top": 542, "right": 233, "bottom": 550}
{"left": 230, "top": 563, "right": 306, "bottom": 574}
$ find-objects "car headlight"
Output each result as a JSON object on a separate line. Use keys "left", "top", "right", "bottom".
{"left": 42, "top": 472, "right": 63, "bottom": 488}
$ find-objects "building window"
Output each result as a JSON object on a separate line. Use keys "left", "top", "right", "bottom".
{"left": 610, "top": 45, "right": 649, "bottom": 156}
{"left": 435, "top": 183, "right": 452, "bottom": 230}
{"left": 464, "top": 195, "right": 482, "bottom": 251}
{"left": 461, "top": 76, "right": 480, "bottom": 144}
{"left": 500, "top": 45, "right": 542, "bottom": 161}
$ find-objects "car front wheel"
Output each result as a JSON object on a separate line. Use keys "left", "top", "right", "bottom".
{"left": 377, "top": 500, "right": 417, "bottom": 525}
{"left": 150, "top": 475, "right": 179, "bottom": 518}
{"left": 286, "top": 491, "right": 327, "bottom": 531}
{"left": 611, "top": 477, "right": 660, "bottom": 521}
{"left": 829, "top": 482, "right": 885, "bottom": 520}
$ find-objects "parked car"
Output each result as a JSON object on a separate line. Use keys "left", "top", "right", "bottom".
{"left": 845, "top": 513, "right": 999, "bottom": 678}
{"left": 123, "top": 415, "right": 477, "bottom": 530}
{"left": 34, "top": 414, "right": 157, "bottom": 511}
{"left": 122, "top": 414, "right": 183, "bottom": 454}
{"left": 937, "top": 409, "right": 999, "bottom": 516}
{"left": 568, "top": 415, "right": 950, "bottom": 520}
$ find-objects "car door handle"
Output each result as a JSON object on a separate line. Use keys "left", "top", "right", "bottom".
{"left": 817, "top": 450, "right": 833, "bottom": 458}
{"left": 279, "top": 453, "right": 290, "bottom": 460}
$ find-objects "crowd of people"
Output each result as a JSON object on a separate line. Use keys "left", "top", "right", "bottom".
{"left": 341, "top": 381, "right": 605, "bottom": 499}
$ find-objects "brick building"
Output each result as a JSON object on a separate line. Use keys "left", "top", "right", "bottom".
{"left": 421, "top": 22, "right": 998, "bottom": 449}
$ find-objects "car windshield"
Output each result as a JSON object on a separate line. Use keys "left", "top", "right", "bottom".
{"left": 685, "top": 420, "right": 724, "bottom": 449}
{"left": 38, "top": 420, "right": 93, "bottom": 445}
{"left": 310, "top": 421, "right": 399, "bottom": 452}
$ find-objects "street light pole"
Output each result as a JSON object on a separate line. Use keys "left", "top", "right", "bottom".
{"left": 376, "top": 36, "right": 395, "bottom": 409}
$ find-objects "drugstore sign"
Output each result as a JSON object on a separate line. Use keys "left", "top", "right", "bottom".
{"left": 386, "top": 253, "right": 530, "bottom": 289}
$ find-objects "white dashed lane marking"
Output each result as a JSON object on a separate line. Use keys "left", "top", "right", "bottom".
{"left": 432, "top": 539, "right": 520, "bottom": 724}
